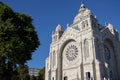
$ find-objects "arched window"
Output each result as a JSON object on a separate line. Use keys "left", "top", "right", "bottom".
{"left": 84, "top": 39, "right": 89, "bottom": 58}
{"left": 82, "top": 20, "right": 88, "bottom": 29}
{"left": 85, "top": 20, "right": 88, "bottom": 27}
{"left": 82, "top": 21, "right": 85, "bottom": 29}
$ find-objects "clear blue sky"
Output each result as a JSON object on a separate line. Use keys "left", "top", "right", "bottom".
{"left": 2, "top": 0, "right": 120, "bottom": 68}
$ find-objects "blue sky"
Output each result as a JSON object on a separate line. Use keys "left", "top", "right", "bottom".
{"left": 2, "top": 0, "right": 120, "bottom": 68}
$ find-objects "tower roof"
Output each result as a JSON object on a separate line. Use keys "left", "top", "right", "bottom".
{"left": 73, "top": 3, "right": 92, "bottom": 23}
{"left": 79, "top": 2, "right": 86, "bottom": 12}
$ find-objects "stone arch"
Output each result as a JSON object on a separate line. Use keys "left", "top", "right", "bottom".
{"left": 103, "top": 38, "right": 115, "bottom": 61}
{"left": 58, "top": 39, "right": 77, "bottom": 80}
{"left": 104, "top": 38, "right": 114, "bottom": 52}
{"left": 103, "top": 38, "right": 118, "bottom": 79}
{"left": 60, "top": 39, "right": 76, "bottom": 56}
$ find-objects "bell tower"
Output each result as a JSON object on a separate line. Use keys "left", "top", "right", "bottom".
{"left": 73, "top": 3, "right": 100, "bottom": 32}
{"left": 52, "top": 24, "right": 63, "bottom": 43}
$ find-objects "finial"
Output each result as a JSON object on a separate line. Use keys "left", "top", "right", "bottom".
{"left": 94, "top": 15, "right": 97, "bottom": 18}
{"left": 81, "top": 0, "right": 84, "bottom": 4}
{"left": 67, "top": 24, "right": 69, "bottom": 27}
{"left": 56, "top": 24, "right": 62, "bottom": 32}
{"left": 81, "top": 0, "right": 85, "bottom": 6}
{"left": 105, "top": 22, "right": 108, "bottom": 26}
{"left": 79, "top": 0, "right": 86, "bottom": 12}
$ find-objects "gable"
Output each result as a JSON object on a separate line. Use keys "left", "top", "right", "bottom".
{"left": 59, "top": 27, "right": 80, "bottom": 45}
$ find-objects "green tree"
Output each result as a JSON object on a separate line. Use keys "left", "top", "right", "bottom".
{"left": 30, "top": 75, "right": 37, "bottom": 80}
{"left": 37, "top": 67, "right": 45, "bottom": 80}
{"left": 0, "top": 2, "right": 40, "bottom": 80}
{"left": 17, "top": 65, "right": 30, "bottom": 80}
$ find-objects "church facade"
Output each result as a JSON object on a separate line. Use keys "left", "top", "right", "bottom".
{"left": 45, "top": 3, "right": 120, "bottom": 80}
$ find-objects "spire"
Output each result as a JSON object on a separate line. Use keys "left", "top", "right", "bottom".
{"left": 79, "top": 2, "right": 86, "bottom": 12}
{"left": 55, "top": 24, "right": 62, "bottom": 32}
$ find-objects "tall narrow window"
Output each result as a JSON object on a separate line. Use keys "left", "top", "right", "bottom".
{"left": 85, "top": 20, "right": 88, "bottom": 27}
{"left": 52, "top": 51, "right": 56, "bottom": 67}
{"left": 82, "top": 20, "right": 88, "bottom": 29}
{"left": 84, "top": 40, "right": 89, "bottom": 58}
{"left": 82, "top": 21, "right": 85, "bottom": 29}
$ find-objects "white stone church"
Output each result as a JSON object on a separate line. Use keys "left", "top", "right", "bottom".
{"left": 45, "top": 3, "right": 120, "bottom": 80}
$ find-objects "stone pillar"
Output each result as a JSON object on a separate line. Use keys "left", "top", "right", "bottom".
{"left": 58, "top": 51, "right": 62, "bottom": 80}
{"left": 92, "top": 37, "right": 101, "bottom": 80}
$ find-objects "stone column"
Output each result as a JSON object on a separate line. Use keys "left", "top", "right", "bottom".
{"left": 58, "top": 50, "right": 62, "bottom": 80}
{"left": 92, "top": 37, "right": 101, "bottom": 80}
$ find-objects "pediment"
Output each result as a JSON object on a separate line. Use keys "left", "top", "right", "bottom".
{"left": 59, "top": 27, "right": 80, "bottom": 44}
{"left": 102, "top": 28, "right": 115, "bottom": 40}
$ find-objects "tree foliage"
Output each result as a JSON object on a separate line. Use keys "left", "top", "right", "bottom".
{"left": 17, "top": 65, "right": 30, "bottom": 80}
{"left": 37, "top": 67, "right": 45, "bottom": 80}
{"left": 0, "top": 2, "right": 40, "bottom": 80}
{"left": 30, "top": 75, "right": 37, "bottom": 80}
